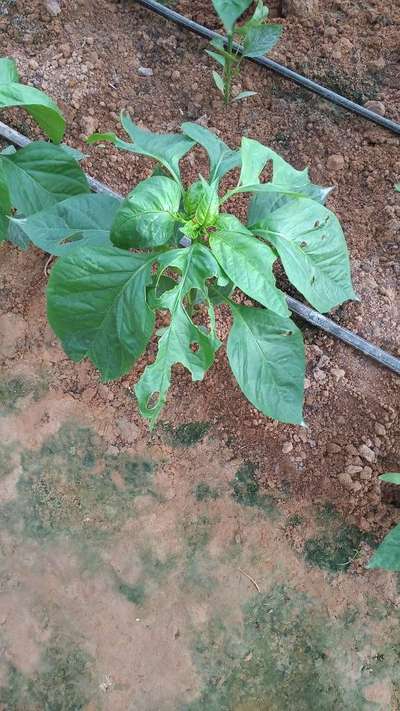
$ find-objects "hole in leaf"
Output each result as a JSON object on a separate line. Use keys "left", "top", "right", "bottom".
{"left": 283, "top": 330, "right": 293, "bottom": 337}
{"left": 259, "top": 162, "right": 273, "bottom": 185}
{"left": 147, "top": 392, "right": 160, "bottom": 410}
{"left": 299, "top": 241, "right": 307, "bottom": 248}
{"left": 310, "top": 276, "right": 316, "bottom": 285}
{"left": 190, "top": 342, "right": 199, "bottom": 353}
{"left": 59, "top": 231, "right": 84, "bottom": 245}
{"left": 314, "top": 220, "right": 320, "bottom": 229}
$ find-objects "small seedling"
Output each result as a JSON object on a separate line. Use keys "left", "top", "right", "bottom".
{"left": 207, "top": 0, "right": 282, "bottom": 104}
{"left": 367, "top": 473, "right": 400, "bottom": 571}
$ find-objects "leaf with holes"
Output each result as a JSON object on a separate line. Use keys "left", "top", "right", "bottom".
{"left": 254, "top": 197, "right": 356, "bottom": 312}
{"left": 14, "top": 193, "right": 119, "bottom": 256}
{"left": 135, "top": 243, "right": 222, "bottom": 426}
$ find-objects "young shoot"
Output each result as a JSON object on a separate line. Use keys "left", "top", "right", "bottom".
{"left": 207, "top": 0, "right": 283, "bottom": 105}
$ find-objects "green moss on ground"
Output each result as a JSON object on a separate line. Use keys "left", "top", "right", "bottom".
{"left": 230, "top": 464, "right": 277, "bottom": 517}
{"left": 0, "top": 373, "right": 48, "bottom": 414}
{"left": 183, "top": 584, "right": 396, "bottom": 711}
{"left": 0, "top": 636, "right": 96, "bottom": 710}
{"left": 0, "top": 422, "right": 155, "bottom": 544}
{"left": 164, "top": 421, "right": 210, "bottom": 447}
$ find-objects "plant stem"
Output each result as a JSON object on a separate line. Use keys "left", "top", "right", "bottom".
{"left": 224, "top": 32, "right": 234, "bottom": 105}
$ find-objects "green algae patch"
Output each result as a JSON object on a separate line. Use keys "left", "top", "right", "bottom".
{"left": 194, "top": 482, "right": 220, "bottom": 502}
{"left": 285, "top": 513, "right": 304, "bottom": 528}
{"left": 0, "top": 372, "right": 49, "bottom": 415}
{"left": 118, "top": 581, "right": 146, "bottom": 606}
{"left": 181, "top": 514, "right": 218, "bottom": 593}
{"left": 0, "top": 637, "right": 96, "bottom": 710}
{"left": 0, "top": 444, "right": 14, "bottom": 478}
{"left": 303, "top": 506, "right": 375, "bottom": 573}
{"left": 183, "top": 584, "right": 394, "bottom": 711}
{"left": 163, "top": 421, "right": 210, "bottom": 447}
{"left": 230, "top": 464, "right": 277, "bottom": 517}
{"left": 0, "top": 422, "right": 155, "bottom": 543}
{"left": 116, "top": 548, "right": 177, "bottom": 605}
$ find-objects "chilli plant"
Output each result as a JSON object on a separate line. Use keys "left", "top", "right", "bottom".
{"left": 367, "top": 473, "right": 400, "bottom": 572}
{"left": 0, "top": 57, "right": 356, "bottom": 428}
{"left": 207, "top": 0, "right": 282, "bottom": 104}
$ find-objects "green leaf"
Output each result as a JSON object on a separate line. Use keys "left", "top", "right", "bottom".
{"left": 59, "top": 144, "right": 87, "bottom": 161}
{"left": 367, "top": 523, "right": 400, "bottom": 571}
{"left": 229, "top": 138, "right": 331, "bottom": 203}
{"left": 239, "top": 136, "right": 270, "bottom": 186}
{"left": 252, "top": 0, "right": 269, "bottom": 22}
{"left": 233, "top": 91, "right": 257, "bottom": 102}
{"left": 111, "top": 176, "right": 181, "bottom": 249}
{"left": 0, "top": 141, "right": 88, "bottom": 247}
{"left": 14, "top": 193, "right": 119, "bottom": 256}
{"left": 227, "top": 304, "right": 305, "bottom": 424}
{"left": 211, "top": 0, "right": 253, "bottom": 32}
{"left": 88, "top": 114, "right": 194, "bottom": 183}
{"left": 6, "top": 219, "right": 30, "bottom": 250}
{"left": 135, "top": 244, "right": 221, "bottom": 426}
{"left": 242, "top": 24, "right": 282, "bottom": 58}
{"left": 0, "top": 160, "right": 11, "bottom": 242}
{"left": 47, "top": 246, "right": 155, "bottom": 380}
{"left": 256, "top": 198, "right": 356, "bottom": 312}
{"left": 237, "top": 0, "right": 269, "bottom": 31}
{"left": 210, "top": 214, "right": 289, "bottom": 317}
{"left": 1, "top": 141, "right": 90, "bottom": 217}
{"left": 195, "top": 176, "right": 220, "bottom": 227}
{"left": 179, "top": 219, "right": 200, "bottom": 241}
{"left": 395, "top": 183, "right": 400, "bottom": 192}
{"left": 379, "top": 473, "right": 400, "bottom": 485}
{"left": 0, "top": 58, "right": 65, "bottom": 143}
{"left": 0, "top": 57, "right": 19, "bottom": 84}
{"left": 205, "top": 49, "right": 226, "bottom": 67}
{"left": 181, "top": 122, "right": 241, "bottom": 182}
{"left": 183, "top": 179, "right": 204, "bottom": 216}
{"left": 212, "top": 70, "right": 225, "bottom": 95}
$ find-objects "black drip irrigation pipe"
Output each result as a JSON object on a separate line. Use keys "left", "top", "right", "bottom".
{"left": 133, "top": 0, "right": 400, "bottom": 137}
{"left": 0, "top": 119, "right": 399, "bottom": 376}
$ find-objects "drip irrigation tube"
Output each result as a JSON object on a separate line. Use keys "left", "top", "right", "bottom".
{"left": 133, "top": 0, "right": 400, "bottom": 136}
{"left": 0, "top": 119, "right": 399, "bottom": 376}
